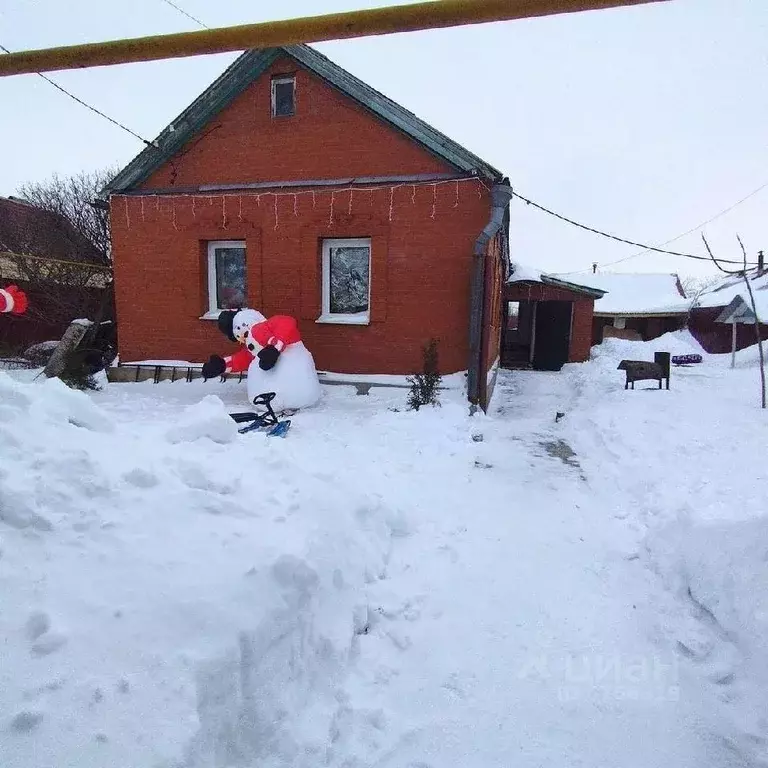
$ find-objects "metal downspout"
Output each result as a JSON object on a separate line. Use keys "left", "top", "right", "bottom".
{"left": 468, "top": 179, "right": 513, "bottom": 409}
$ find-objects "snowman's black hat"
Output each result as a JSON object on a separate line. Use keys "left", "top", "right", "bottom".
{"left": 217, "top": 309, "right": 239, "bottom": 342}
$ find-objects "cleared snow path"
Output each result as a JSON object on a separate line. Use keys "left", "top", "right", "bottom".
{"left": 332, "top": 365, "right": 741, "bottom": 768}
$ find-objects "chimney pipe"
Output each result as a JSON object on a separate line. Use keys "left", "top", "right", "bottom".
{"left": 758, "top": 250, "right": 764, "bottom": 274}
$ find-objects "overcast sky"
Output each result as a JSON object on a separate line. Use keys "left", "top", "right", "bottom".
{"left": 1, "top": 0, "right": 766, "bottom": 278}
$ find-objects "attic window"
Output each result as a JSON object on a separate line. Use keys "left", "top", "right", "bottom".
{"left": 271, "top": 76, "right": 295, "bottom": 117}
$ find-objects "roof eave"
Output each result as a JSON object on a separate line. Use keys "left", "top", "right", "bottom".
{"left": 593, "top": 309, "right": 691, "bottom": 318}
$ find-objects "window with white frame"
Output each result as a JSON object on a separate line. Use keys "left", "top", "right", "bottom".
{"left": 206, "top": 240, "right": 246, "bottom": 316}
{"left": 271, "top": 75, "right": 295, "bottom": 117}
{"left": 320, "top": 238, "right": 371, "bottom": 324}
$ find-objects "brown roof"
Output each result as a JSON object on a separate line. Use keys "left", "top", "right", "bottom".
{"left": 0, "top": 196, "right": 103, "bottom": 265}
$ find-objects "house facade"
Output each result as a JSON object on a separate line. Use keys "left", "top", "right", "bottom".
{"left": 104, "top": 45, "right": 510, "bottom": 408}
{"left": 502, "top": 264, "right": 605, "bottom": 371}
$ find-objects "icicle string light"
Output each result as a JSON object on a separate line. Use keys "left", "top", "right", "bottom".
{"left": 124, "top": 178, "right": 485, "bottom": 232}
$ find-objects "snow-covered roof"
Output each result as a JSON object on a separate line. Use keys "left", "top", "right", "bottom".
{"left": 507, "top": 262, "right": 606, "bottom": 297}
{"left": 694, "top": 270, "right": 768, "bottom": 322}
{"left": 559, "top": 272, "right": 691, "bottom": 316}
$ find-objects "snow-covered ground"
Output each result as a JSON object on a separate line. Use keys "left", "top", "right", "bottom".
{"left": 1, "top": 333, "right": 766, "bottom": 767}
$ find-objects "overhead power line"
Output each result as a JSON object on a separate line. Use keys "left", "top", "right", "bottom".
{"left": 0, "top": 43, "right": 156, "bottom": 147}
{"left": 593, "top": 179, "right": 768, "bottom": 270}
{"left": 512, "top": 191, "right": 756, "bottom": 266}
{"left": 159, "top": 0, "right": 209, "bottom": 29}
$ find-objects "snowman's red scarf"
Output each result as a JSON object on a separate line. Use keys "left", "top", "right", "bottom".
{"left": 223, "top": 315, "right": 302, "bottom": 373}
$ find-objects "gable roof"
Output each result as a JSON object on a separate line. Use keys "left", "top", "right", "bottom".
{"left": 695, "top": 269, "right": 768, "bottom": 323}
{"left": 561, "top": 272, "right": 690, "bottom": 316}
{"left": 0, "top": 196, "right": 104, "bottom": 265}
{"left": 104, "top": 44, "right": 502, "bottom": 195}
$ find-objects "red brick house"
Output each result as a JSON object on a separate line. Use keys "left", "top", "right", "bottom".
{"left": 502, "top": 264, "right": 605, "bottom": 370}
{"left": 103, "top": 44, "right": 511, "bottom": 408}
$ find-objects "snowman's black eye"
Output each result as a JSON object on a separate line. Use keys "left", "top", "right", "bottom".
{"left": 244, "top": 330, "right": 249, "bottom": 337}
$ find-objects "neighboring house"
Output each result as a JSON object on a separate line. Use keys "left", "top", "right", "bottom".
{"left": 688, "top": 269, "right": 768, "bottom": 353}
{"left": 0, "top": 195, "right": 111, "bottom": 351}
{"left": 502, "top": 263, "right": 605, "bottom": 371}
{"left": 569, "top": 272, "right": 690, "bottom": 344}
{"left": 102, "top": 44, "right": 511, "bottom": 409}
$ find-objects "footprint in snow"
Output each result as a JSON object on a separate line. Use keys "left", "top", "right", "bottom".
{"left": 123, "top": 467, "right": 159, "bottom": 488}
{"left": 9, "top": 710, "right": 44, "bottom": 733}
{"left": 25, "top": 610, "right": 67, "bottom": 657}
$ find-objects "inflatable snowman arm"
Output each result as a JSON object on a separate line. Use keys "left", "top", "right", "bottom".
{"left": 223, "top": 346, "right": 254, "bottom": 374}
{"left": 0, "top": 285, "right": 28, "bottom": 315}
{"left": 261, "top": 315, "right": 301, "bottom": 352}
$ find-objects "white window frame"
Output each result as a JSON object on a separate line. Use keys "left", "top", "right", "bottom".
{"left": 271, "top": 76, "right": 296, "bottom": 118}
{"left": 202, "top": 240, "right": 246, "bottom": 319}
{"left": 318, "top": 237, "right": 372, "bottom": 325}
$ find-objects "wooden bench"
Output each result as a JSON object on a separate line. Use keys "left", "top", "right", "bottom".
{"left": 617, "top": 352, "right": 670, "bottom": 390}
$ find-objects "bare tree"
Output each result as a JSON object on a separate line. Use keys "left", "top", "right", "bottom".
{"left": 702, "top": 235, "right": 766, "bottom": 409}
{"left": 17, "top": 167, "right": 118, "bottom": 264}
{"left": 680, "top": 274, "right": 720, "bottom": 301}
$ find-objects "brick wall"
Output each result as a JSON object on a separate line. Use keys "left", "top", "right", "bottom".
{"left": 111, "top": 182, "right": 490, "bottom": 374}
{"left": 142, "top": 57, "right": 452, "bottom": 189}
{"left": 569, "top": 299, "right": 594, "bottom": 362}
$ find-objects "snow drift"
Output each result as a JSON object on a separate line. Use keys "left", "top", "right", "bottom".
{"left": 0, "top": 372, "right": 401, "bottom": 767}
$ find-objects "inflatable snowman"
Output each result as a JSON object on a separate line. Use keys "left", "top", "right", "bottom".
{"left": 201, "top": 308, "right": 322, "bottom": 413}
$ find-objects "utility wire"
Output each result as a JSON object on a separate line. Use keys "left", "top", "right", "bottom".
{"left": 512, "top": 191, "right": 756, "bottom": 267}
{"left": 159, "top": 0, "right": 210, "bottom": 29}
{"left": 0, "top": 43, "right": 156, "bottom": 147}
{"left": 590, "top": 179, "right": 768, "bottom": 270}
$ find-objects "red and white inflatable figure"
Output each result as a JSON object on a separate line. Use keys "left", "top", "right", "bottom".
{"left": 202, "top": 307, "right": 321, "bottom": 412}
{"left": 0, "top": 284, "right": 28, "bottom": 315}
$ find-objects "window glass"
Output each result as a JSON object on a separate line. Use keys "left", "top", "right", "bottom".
{"left": 329, "top": 244, "right": 370, "bottom": 314}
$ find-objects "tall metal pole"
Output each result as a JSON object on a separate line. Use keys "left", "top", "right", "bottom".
{"left": 0, "top": 0, "right": 670, "bottom": 77}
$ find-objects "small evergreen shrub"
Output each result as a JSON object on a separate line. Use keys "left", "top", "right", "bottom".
{"left": 406, "top": 338, "right": 442, "bottom": 411}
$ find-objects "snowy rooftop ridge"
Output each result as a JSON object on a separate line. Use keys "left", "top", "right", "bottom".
{"left": 506, "top": 262, "right": 605, "bottom": 296}
{"left": 552, "top": 272, "right": 691, "bottom": 316}
{"left": 694, "top": 269, "right": 768, "bottom": 322}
